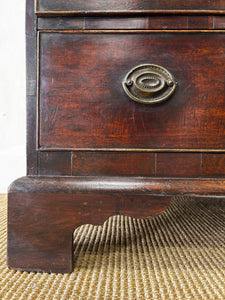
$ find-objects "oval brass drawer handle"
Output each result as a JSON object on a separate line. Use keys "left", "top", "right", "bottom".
{"left": 122, "top": 64, "right": 177, "bottom": 104}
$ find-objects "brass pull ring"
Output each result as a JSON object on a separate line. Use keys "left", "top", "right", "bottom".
{"left": 122, "top": 64, "right": 177, "bottom": 104}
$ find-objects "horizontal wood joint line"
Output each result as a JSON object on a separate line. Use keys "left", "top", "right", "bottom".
{"left": 38, "top": 148, "right": 225, "bottom": 153}
{"left": 35, "top": 10, "right": 225, "bottom": 16}
{"left": 37, "top": 29, "right": 225, "bottom": 33}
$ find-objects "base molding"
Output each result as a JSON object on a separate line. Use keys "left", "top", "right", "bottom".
{"left": 7, "top": 176, "right": 225, "bottom": 273}
{"left": 8, "top": 175, "right": 225, "bottom": 195}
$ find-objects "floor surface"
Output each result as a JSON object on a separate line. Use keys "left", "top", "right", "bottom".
{"left": 1, "top": 194, "right": 225, "bottom": 299}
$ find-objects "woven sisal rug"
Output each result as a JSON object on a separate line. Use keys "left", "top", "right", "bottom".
{"left": 0, "top": 194, "right": 224, "bottom": 299}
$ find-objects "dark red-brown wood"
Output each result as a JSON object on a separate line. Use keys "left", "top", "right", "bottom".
{"left": 37, "top": 151, "right": 225, "bottom": 178}
{"left": 202, "top": 154, "right": 225, "bottom": 177}
{"left": 8, "top": 176, "right": 171, "bottom": 273}
{"left": 27, "top": 0, "right": 38, "bottom": 175}
{"left": 156, "top": 153, "right": 201, "bottom": 177}
{"left": 8, "top": 176, "right": 225, "bottom": 273}
{"left": 72, "top": 152, "right": 155, "bottom": 176}
{"left": 36, "top": 0, "right": 225, "bottom": 14}
{"left": 38, "top": 16, "right": 217, "bottom": 30}
{"left": 39, "top": 32, "right": 225, "bottom": 150}
{"left": 7, "top": 0, "right": 225, "bottom": 274}
{"left": 214, "top": 16, "right": 225, "bottom": 29}
{"left": 39, "top": 151, "right": 72, "bottom": 176}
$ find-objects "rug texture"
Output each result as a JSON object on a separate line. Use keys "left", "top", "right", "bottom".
{"left": 0, "top": 194, "right": 224, "bottom": 299}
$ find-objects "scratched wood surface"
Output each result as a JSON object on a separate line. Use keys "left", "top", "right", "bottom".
{"left": 38, "top": 16, "right": 225, "bottom": 30}
{"left": 36, "top": 0, "right": 225, "bottom": 13}
{"left": 8, "top": 176, "right": 171, "bottom": 273}
{"left": 7, "top": 0, "right": 225, "bottom": 274}
{"left": 39, "top": 32, "right": 225, "bottom": 150}
{"left": 8, "top": 175, "right": 225, "bottom": 273}
{"left": 86, "top": 16, "right": 213, "bottom": 29}
{"left": 37, "top": 152, "right": 225, "bottom": 177}
{"left": 26, "top": 0, "right": 38, "bottom": 175}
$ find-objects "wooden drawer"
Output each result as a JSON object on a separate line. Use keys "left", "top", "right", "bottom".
{"left": 36, "top": 0, "right": 225, "bottom": 14}
{"left": 39, "top": 32, "right": 225, "bottom": 151}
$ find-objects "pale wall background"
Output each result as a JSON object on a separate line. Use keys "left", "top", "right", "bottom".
{"left": 0, "top": 2, "right": 26, "bottom": 193}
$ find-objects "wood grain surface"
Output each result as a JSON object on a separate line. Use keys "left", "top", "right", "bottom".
{"left": 38, "top": 16, "right": 225, "bottom": 30}
{"left": 39, "top": 32, "right": 225, "bottom": 150}
{"left": 72, "top": 152, "right": 155, "bottom": 176}
{"left": 7, "top": 175, "right": 225, "bottom": 272}
{"left": 8, "top": 176, "right": 172, "bottom": 273}
{"left": 36, "top": 0, "right": 225, "bottom": 14}
{"left": 8, "top": 0, "right": 225, "bottom": 274}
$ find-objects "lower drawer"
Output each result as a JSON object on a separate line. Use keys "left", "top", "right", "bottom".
{"left": 39, "top": 32, "right": 225, "bottom": 151}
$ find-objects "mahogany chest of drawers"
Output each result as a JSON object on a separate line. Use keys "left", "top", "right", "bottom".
{"left": 8, "top": 0, "right": 225, "bottom": 273}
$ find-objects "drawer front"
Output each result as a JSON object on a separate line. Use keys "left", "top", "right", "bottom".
{"left": 39, "top": 32, "right": 225, "bottom": 150}
{"left": 36, "top": 0, "right": 225, "bottom": 14}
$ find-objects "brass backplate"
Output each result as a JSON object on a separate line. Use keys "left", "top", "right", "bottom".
{"left": 122, "top": 64, "right": 177, "bottom": 104}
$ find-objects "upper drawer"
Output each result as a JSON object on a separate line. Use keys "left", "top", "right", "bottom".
{"left": 36, "top": 0, "right": 225, "bottom": 15}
